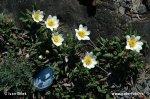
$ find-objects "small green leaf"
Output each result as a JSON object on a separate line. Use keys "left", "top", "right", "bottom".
{"left": 103, "top": 53, "right": 113, "bottom": 58}
{"left": 95, "top": 48, "right": 101, "bottom": 51}
{"left": 118, "top": 51, "right": 124, "bottom": 57}
{"left": 106, "top": 94, "right": 113, "bottom": 99}
{"left": 100, "top": 37, "right": 106, "bottom": 43}
{"left": 96, "top": 52, "right": 101, "bottom": 56}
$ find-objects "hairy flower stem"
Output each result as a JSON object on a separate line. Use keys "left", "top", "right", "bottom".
{"left": 96, "top": 65, "right": 109, "bottom": 74}
{"left": 89, "top": 40, "right": 97, "bottom": 48}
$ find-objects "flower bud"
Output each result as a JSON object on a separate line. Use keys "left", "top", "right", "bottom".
{"left": 25, "top": 54, "right": 30, "bottom": 58}
{"left": 65, "top": 56, "right": 68, "bottom": 63}
{"left": 45, "top": 50, "right": 50, "bottom": 54}
{"left": 38, "top": 55, "right": 43, "bottom": 59}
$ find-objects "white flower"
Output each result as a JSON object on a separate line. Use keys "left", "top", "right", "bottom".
{"left": 45, "top": 50, "right": 50, "bottom": 54}
{"left": 25, "top": 54, "right": 30, "bottom": 58}
{"left": 45, "top": 15, "right": 59, "bottom": 31}
{"left": 51, "top": 33, "right": 64, "bottom": 46}
{"left": 38, "top": 55, "right": 43, "bottom": 59}
{"left": 65, "top": 56, "right": 68, "bottom": 63}
{"left": 126, "top": 35, "right": 143, "bottom": 52}
{"left": 32, "top": 10, "right": 44, "bottom": 23}
{"left": 82, "top": 52, "right": 98, "bottom": 69}
{"left": 75, "top": 24, "right": 91, "bottom": 40}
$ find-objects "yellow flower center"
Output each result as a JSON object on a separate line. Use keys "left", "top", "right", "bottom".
{"left": 85, "top": 56, "right": 92, "bottom": 65}
{"left": 78, "top": 31, "right": 86, "bottom": 38}
{"left": 48, "top": 19, "right": 55, "bottom": 27}
{"left": 53, "top": 36, "right": 60, "bottom": 43}
{"left": 129, "top": 39, "right": 137, "bottom": 47}
{"left": 34, "top": 12, "right": 40, "bottom": 20}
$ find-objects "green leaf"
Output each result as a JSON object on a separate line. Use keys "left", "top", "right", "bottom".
{"left": 95, "top": 48, "right": 101, "bottom": 51}
{"left": 8, "top": 38, "right": 17, "bottom": 46}
{"left": 114, "top": 36, "right": 121, "bottom": 42}
{"left": 100, "top": 37, "right": 106, "bottom": 43}
{"left": 103, "top": 53, "right": 113, "bottom": 58}
{"left": 106, "top": 94, "right": 113, "bottom": 99}
{"left": 118, "top": 51, "right": 124, "bottom": 57}
{"left": 96, "top": 52, "right": 101, "bottom": 56}
{"left": 97, "top": 86, "right": 102, "bottom": 93}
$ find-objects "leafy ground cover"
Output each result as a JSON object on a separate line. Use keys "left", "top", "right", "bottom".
{"left": 0, "top": 9, "right": 149, "bottom": 99}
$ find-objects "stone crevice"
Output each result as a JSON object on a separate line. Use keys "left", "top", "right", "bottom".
{"left": 77, "top": 0, "right": 96, "bottom": 17}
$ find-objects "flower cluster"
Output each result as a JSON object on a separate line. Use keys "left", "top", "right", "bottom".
{"left": 32, "top": 10, "right": 144, "bottom": 69}
{"left": 32, "top": 10, "right": 62, "bottom": 46}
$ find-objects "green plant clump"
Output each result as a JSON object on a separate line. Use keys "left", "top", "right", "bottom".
{"left": 0, "top": 9, "right": 149, "bottom": 99}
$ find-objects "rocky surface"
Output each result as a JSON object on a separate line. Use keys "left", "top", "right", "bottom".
{"left": 0, "top": 0, "right": 150, "bottom": 63}
{"left": 0, "top": 0, "right": 126, "bottom": 38}
{"left": 132, "top": 16, "right": 150, "bottom": 64}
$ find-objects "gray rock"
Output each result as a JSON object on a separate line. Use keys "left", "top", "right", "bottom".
{"left": 132, "top": 0, "right": 142, "bottom": 13}
{"left": 0, "top": 0, "right": 125, "bottom": 39}
{"left": 119, "top": 6, "right": 125, "bottom": 15}
{"left": 148, "top": 80, "right": 150, "bottom": 86}
{"left": 138, "top": 4, "right": 147, "bottom": 14}
{"left": 124, "top": 95, "right": 130, "bottom": 99}
{"left": 136, "top": 84, "right": 144, "bottom": 90}
{"left": 146, "top": 0, "right": 150, "bottom": 10}
{"left": 132, "top": 19, "right": 150, "bottom": 64}
{"left": 144, "top": 87, "right": 150, "bottom": 95}
{"left": 0, "top": 0, "right": 150, "bottom": 64}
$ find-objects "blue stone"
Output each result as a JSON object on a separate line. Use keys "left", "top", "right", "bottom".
{"left": 33, "top": 67, "right": 54, "bottom": 90}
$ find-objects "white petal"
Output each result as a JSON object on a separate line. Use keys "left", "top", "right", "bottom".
{"left": 85, "top": 52, "right": 90, "bottom": 56}
{"left": 34, "top": 19, "right": 39, "bottom": 23}
{"left": 131, "top": 35, "right": 135, "bottom": 38}
{"left": 58, "top": 34, "right": 63, "bottom": 37}
{"left": 131, "top": 48, "right": 135, "bottom": 51}
{"left": 32, "top": 14, "right": 34, "bottom": 19}
{"left": 137, "top": 41, "right": 143, "bottom": 46}
{"left": 32, "top": 10, "right": 35, "bottom": 13}
{"left": 86, "top": 31, "right": 90, "bottom": 35}
{"left": 125, "top": 44, "right": 131, "bottom": 49}
{"left": 40, "top": 15, "right": 44, "bottom": 18}
{"left": 135, "top": 36, "right": 141, "bottom": 41}
{"left": 75, "top": 29, "right": 79, "bottom": 33}
{"left": 89, "top": 52, "right": 93, "bottom": 55}
{"left": 83, "top": 26, "right": 88, "bottom": 31}
{"left": 78, "top": 37, "right": 82, "bottom": 40}
{"left": 88, "top": 64, "right": 95, "bottom": 69}
{"left": 37, "top": 10, "right": 41, "bottom": 13}
{"left": 39, "top": 16, "right": 43, "bottom": 21}
{"left": 135, "top": 45, "right": 142, "bottom": 50}
{"left": 48, "top": 15, "right": 52, "bottom": 19}
{"left": 93, "top": 60, "right": 98, "bottom": 65}
{"left": 82, "top": 59, "right": 84, "bottom": 63}
{"left": 135, "top": 49, "right": 140, "bottom": 53}
{"left": 53, "top": 16, "right": 57, "bottom": 20}
{"left": 54, "top": 24, "right": 59, "bottom": 28}
{"left": 79, "top": 24, "right": 83, "bottom": 31}
{"left": 50, "top": 27, "right": 54, "bottom": 31}
{"left": 79, "top": 24, "right": 83, "bottom": 28}
{"left": 40, "top": 11, "right": 43, "bottom": 14}
{"left": 54, "top": 18, "right": 59, "bottom": 23}
{"left": 126, "top": 35, "right": 130, "bottom": 41}
{"left": 60, "top": 37, "right": 64, "bottom": 42}
{"left": 76, "top": 33, "right": 82, "bottom": 40}
{"left": 82, "top": 36, "right": 90, "bottom": 40}
{"left": 55, "top": 42, "right": 62, "bottom": 46}
{"left": 83, "top": 63, "right": 87, "bottom": 68}
{"left": 86, "top": 66, "right": 92, "bottom": 69}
